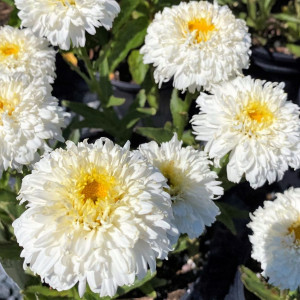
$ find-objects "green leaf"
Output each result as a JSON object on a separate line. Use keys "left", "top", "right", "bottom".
{"left": 62, "top": 101, "right": 119, "bottom": 136}
{"left": 181, "top": 130, "right": 196, "bottom": 146}
{"left": 136, "top": 107, "right": 156, "bottom": 115}
{"left": 98, "top": 57, "right": 112, "bottom": 105}
{"left": 0, "top": 172, "right": 10, "bottom": 189}
{"left": 113, "top": 271, "right": 156, "bottom": 298}
{"left": 0, "top": 241, "right": 21, "bottom": 259}
{"left": 112, "top": 0, "right": 142, "bottom": 34}
{"left": 172, "top": 235, "right": 192, "bottom": 254}
{"left": 273, "top": 13, "right": 300, "bottom": 24}
{"left": 0, "top": 189, "right": 17, "bottom": 203}
{"left": 216, "top": 203, "right": 249, "bottom": 235}
{"left": 24, "top": 285, "right": 74, "bottom": 298}
{"left": 170, "top": 89, "right": 189, "bottom": 138}
{"left": 106, "top": 96, "right": 126, "bottom": 108}
{"left": 128, "top": 50, "right": 149, "bottom": 84}
{"left": 139, "top": 282, "right": 157, "bottom": 298}
{"left": 287, "top": 44, "right": 300, "bottom": 57}
{"left": 240, "top": 266, "right": 281, "bottom": 300}
{"left": 136, "top": 127, "right": 173, "bottom": 143}
{"left": 108, "top": 17, "right": 149, "bottom": 72}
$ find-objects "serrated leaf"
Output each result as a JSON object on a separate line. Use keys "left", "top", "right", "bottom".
{"left": 240, "top": 266, "right": 281, "bottom": 300}
{"left": 106, "top": 96, "right": 126, "bottom": 108}
{"left": 136, "top": 127, "right": 173, "bottom": 143}
{"left": 128, "top": 50, "right": 149, "bottom": 84}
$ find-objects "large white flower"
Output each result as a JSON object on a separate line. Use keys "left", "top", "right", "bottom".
{"left": 191, "top": 76, "right": 300, "bottom": 189}
{"left": 140, "top": 1, "right": 251, "bottom": 92}
{"left": 13, "top": 138, "right": 178, "bottom": 297}
{"left": 15, "top": 0, "right": 120, "bottom": 50}
{"left": 0, "top": 26, "right": 56, "bottom": 83}
{"left": 138, "top": 134, "right": 223, "bottom": 239}
{"left": 0, "top": 74, "right": 65, "bottom": 175}
{"left": 248, "top": 187, "right": 300, "bottom": 290}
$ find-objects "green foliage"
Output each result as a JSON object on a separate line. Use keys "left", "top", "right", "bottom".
{"left": 240, "top": 266, "right": 281, "bottom": 300}
{"left": 128, "top": 50, "right": 149, "bottom": 84}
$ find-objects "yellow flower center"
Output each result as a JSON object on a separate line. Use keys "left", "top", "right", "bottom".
{"left": 0, "top": 92, "right": 20, "bottom": 124}
{"left": 70, "top": 169, "right": 121, "bottom": 228}
{"left": 288, "top": 220, "right": 300, "bottom": 244}
{"left": 237, "top": 100, "right": 274, "bottom": 135}
{"left": 188, "top": 18, "right": 216, "bottom": 43}
{"left": 0, "top": 43, "right": 20, "bottom": 61}
{"left": 160, "top": 161, "right": 182, "bottom": 197}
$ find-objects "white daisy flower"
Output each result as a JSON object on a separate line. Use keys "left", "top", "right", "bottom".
{"left": 191, "top": 76, "right": 300, "bottom": 189}
{"left": 138, "top": 134, "right": 223, "bottom": 239}
{"left": 15, "top": 0, "right": 120, "bottom": 50}
{"left": 248, "top": 187, "right": 300, "bottom": 291}
{"left": 0, "top": 26, "right": 56, "bottom": 83}
{"left": 0, "top": 74, "right": 65, "bottom": 175}
{"left": 140, "top": 1, "right": 251, "bottom": 92}
{"left": 13, "top": 138, "right": 178, "bottom": 297}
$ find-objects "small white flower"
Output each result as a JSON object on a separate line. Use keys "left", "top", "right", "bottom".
{"left": 0, "top": 74, "right": 65, "bottom": 175}
{"left": 248, "top": 187, "right": 300, "bottom": 290}
{"left": 139, "top": 134, "right": 223, "bottom": 239}
{"left": 15, "top": 0, "right": 120, "bottom": 50}
{"left": 191, "top": 76, "right": 300, "bottom": 189}
{"left": 140, "top": 1, "right": 251, "bottom": 92}
{"left": 13, "top": 138, "right": 178, "bottom": 297}
{"left": 0, "top": 26, "right": 56, "bottom": 83}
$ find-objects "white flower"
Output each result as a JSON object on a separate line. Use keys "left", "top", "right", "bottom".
{"left": 140, "top": 1, "right": 251, "bottom": 92}
{"left": 13, "top": 138, "right": 178, "bottom": 297}
{"left": 248, "top": 187, "right": 300, "bottom": 290}
{"left": 191, "top": 76, "right": 300, "bottom": 189}
{"left": 0, "top": 74, "right": 65, "bottom": 175}
{"left": 138, "top": 134, "right": 223, "bottom": 239}
{"left": 0, "top": 26, "right": 56, "bottom": 83}
{"left": 15, "top": 0, "right": 120, "bottom": 50}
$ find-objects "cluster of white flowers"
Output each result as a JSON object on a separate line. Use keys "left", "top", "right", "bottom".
{"left": 6, "top": 0, "right": 300, "bottom": 297}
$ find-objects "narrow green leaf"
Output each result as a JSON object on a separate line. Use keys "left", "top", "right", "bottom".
{"left": 136, "top": 107, "right": 156, "bottom": 115}
{"left": 0, "top": 242, "right": 21, "bottom": 259}
{"left": 112, "top": 0, "right": 141, "bottom": 34}
{"left": 216, "top": 204, "right": 237, "bottom": 235}
{"left": 98, "top": 57, "right": 112, "bottom": 105}
{"left": 240, "top": 266, "right": 281, "bottom": 300}
{"left": 273, "top": 13, "right": 300, "bottom": 24}
{"left": 25, "top": 285, "right": 73, "bottom": 298}
{"left": 139, "top": 282, "right": 157, "bottom": 298}
{"left": 136, "top": 127, "right": 173, "bottom": 143}
{"left": 106, "top": 96, "right": 126, "bottom": 108}
{"left": 128, "top": 50, "right": 149, "bottom": 84}
{"left": 108, "top": 17, "right": 149, "bottom": 72}
{"left": 170, "top": 89, "right": 189, "bottom": 138}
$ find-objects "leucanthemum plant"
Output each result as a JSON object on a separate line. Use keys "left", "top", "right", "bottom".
{"left": 15, "top": 0, "right": 120, "bottom": 50}
{"left": 1, "top": 0, "right": 300, "bottom": 299}
{"left": 248, "top": 187, "right": 300, "bottom": 291}
{"left": 0, "top": 73, "right": 65, "bottom": 176}
{"left": 139, "top": 134, "right": 223, "bottom": 239}
{"left": 0, "top": 26, "right": 56, "bottom": 83}
{"left": 192, "top": 76, "right": 300, "bottom": 189}
{"left": 140, "top": 1, "right": 251, "bottom": 92}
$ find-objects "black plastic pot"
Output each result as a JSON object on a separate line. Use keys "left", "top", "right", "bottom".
{"left": 245, "top": 47, "right": 300, "bottom": 105}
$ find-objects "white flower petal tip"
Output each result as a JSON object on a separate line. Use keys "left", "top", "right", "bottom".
{"left": 0, "top": 26, "right": 56, "bottom": 83}
{"left": 13, "top": 138, "right": 177, "bottom": 297}
{"left": 191, "top": 76, "right": 300, "bottom": 189}
{"left": 248, "top": 187, "right": 300, "bottom": 290}
{"left": 138, "top": 133, "right": 223, "bottom": 239}
{"left": 0, "top": 73, "right": 65, "bottom": 176}
{"left": 15, "top": 0, "right": 120, "bottom": 50}
{"left": 140, "top": 1, "right": 251, "bottom": 92}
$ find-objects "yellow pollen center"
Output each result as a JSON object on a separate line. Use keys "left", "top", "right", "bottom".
{"left": 82, "top": 179, "right": 110, "bottom": 202}
{"left": 288, "top": 220, "right": 300, "bottom": 243}
{"left": 69, "top": 169, "right": 122, "bottom": 228}
{"left": 0, "top": 43, "right": 20, "bottom": 60}
{"left": 237, "top": 100, "right": 274, "bottom": 135}
{"left": 188, "top": 18, "right": 216, "bottom": 43}
{"left": 0, "top": 93, "right": 20, "bottom": 122}
{"left": 160, "top": 161, "right": 182, "bottom": 197}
